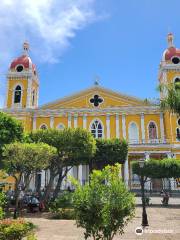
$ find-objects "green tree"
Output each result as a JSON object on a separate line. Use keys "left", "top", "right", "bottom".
{"left": 0, "top": 112, "right": 23, "bottom": 165}
{"left": 3, "top": 142, "right": 56, "bottom": 218}
{"left": 91, "top": 138, "right": 128, "bottom": 171}
{"left": 72, "top": 164, "right": 135, "bottom": 240}
{"left": 30, "top": 128, "right": 96, "bottom": 201}
{"left": 159, "top": 82, "right": 180, "bottom": 115}
{"left": 132, "top": 158, "right": 180, "bottom": 179}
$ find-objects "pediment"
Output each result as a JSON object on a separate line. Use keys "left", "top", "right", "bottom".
{"left": 40, "top": 86, "right": 151, "bottom": 110}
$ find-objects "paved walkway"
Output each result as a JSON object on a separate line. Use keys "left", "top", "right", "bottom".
{"left": 26, "top": 197, "right": 180, "bottom": 240}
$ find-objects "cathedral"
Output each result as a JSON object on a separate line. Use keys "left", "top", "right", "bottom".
{"left": 1, "top": 33, "right": 180, "bottom": 191}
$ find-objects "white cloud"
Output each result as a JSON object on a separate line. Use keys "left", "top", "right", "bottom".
{"left": 0, "top": 0, "right": 100, "bottom": 107}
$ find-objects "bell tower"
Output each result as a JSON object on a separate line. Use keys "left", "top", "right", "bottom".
{"left": 5, "top": 42, "right": 39, "bottom": 109}
{"left": 159, "top": 33, "right": 180, "bottom": 99}
{"left": 159, "top": 33, "right": 180, "bottom": 143}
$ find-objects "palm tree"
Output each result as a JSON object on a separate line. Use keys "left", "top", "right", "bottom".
{"left": 159, "top": 81, "right": 180, "bottom": 116}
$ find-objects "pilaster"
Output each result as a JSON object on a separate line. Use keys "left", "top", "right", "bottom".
{"left": 116, "top": 114, "right": 120, "bottom": 138}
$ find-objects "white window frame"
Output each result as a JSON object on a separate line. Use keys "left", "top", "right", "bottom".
{"left": 89, "top": 119, "right": 104, "bottom": 139}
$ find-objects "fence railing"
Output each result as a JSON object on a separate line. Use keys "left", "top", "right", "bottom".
{"left": 129, "top": 138, "right": 170, "bottom": 145}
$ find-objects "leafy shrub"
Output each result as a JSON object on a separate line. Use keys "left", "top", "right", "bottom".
{"left": 0, "top": 192, "right": 7, "bottom": 219}
{"left": 0, "top": 218, "right": 35, "bottom": 240}
{"left": 0, "top": 207, "right": 5, "bottom": 220}
{"left": 52, "top": 208, "right": 75, "bottom": 219}
{"left": 72, "top": 164, "right": 135, "bottom": 240}
{"left": 50, "top": 191, "right": 73, "bottom": 213}
{"left": 27, "top": 233, "right": 38, "bottom": 240}
{"left": 0, "top": 192, "right": 7, "bottom": 208}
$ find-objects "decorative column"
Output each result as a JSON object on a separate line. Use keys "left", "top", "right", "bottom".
{"left": 144, "top": 152, "right": 150, "bottom": 190}
{"left": 122, "top": 114, "right": 126, "bottom": 139}
{"left": 50, "top": 116, "right": 54, "bottom": 128}
{"left": 166, "top": 152, "right": 176, "bottom": 190}
{"left": 106, "top": 114, "right": 110, "bottom": 139}
{"left": 26, "top": 78, "right": 32, "bottom": 108}
{"left": 141, "top": 113, "right": 145, "bottom": 143}
{"left": 160, "top": 112, "right": 165, "bottom": 142}
{"left": 145, "top": 152, "right": 150, "bottom": 160}
{"left": 116, "top": 114, "right": 120, "bottom": 138}
{"left": 167, "top": 152, "right": 172, "bottom": 159}
{"left": 78, "top": 165, "right": 83, "bottom": 185}
{"left": 124, "top": 156, "right": 129, "bottom": 187}
{"left": 33, "top": 115, "right": 36, "bottom": 130}
{"left": 68, "top": 113, "right": 71, "bottom": 128}
{"left": 74, "top": 114, "right": 78, "bottom": 128}
{"left": 4, "top": 79, "right": 9, "bottom": 108}
{"left": 83, "top": 114, "right": 87, "bottom": 129}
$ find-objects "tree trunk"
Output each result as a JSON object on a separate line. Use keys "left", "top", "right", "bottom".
{"left": 13, "top": 176, "right": 22, "bottom": 219}
{"left": 52, "top": 167, "right": 69, "bottom": 200}
{"left": 43, "top": 171, "right": 56, "bottom": 204}
{"left": 52, "top": 169, "right": 63, "bottom": 200}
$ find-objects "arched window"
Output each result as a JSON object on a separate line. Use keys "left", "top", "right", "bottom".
{"left": 128, "top": 122, "right": 139, "bottom": 144}
{"left": 14, "top": 85, "right": 22, "bottom": 103}
{"left": 174, "top": 78, "right": 180, "bottom": 90}
{"left": 57, "top": 124, "right": 65, "bottom": 130}
{"left": 90, "top": 120, "right": 103, "bottom": 138}
{"left": 176, "top": 128, "right": 180, "bottom": 141}
{"left": 148, "top": 122, "right": 157, "bottom": 140}
{"left": 32, "top": 90, "right": 35, "bottom": 106}
{"left": 40, "top": 124, "right": 48, "bottom": 130}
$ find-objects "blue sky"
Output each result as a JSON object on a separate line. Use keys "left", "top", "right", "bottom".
{"left": 1, "top": 0, "right": 180, "bottom": 107}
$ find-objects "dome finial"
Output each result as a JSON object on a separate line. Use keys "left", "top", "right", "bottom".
{"left": 23, "top": 41, "right": 29, "bottom": 55}
{"left": 167, "top": 33, "right": 174, "bottom": 48}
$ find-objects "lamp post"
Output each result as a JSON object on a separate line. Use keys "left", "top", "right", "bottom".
{"left": 139, "top": 159, "right": 149, "bottom": 227}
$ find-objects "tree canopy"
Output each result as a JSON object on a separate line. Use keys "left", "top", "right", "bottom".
{"left": 132, "top": 159, "right": 180, "bottom": 178}
{"left": 29, "top": 128, "right": 96, "bottom": 166}
{"left": 0, "top": 112, "right": 23, "bottom": 164}
{"left": 3, "top": 142, "right": 56, "bottom": 186}
{"left": 159, "top": 82, "right": 180, "bottom": 115}
{"left": 3, "top": 142, "right": 56, "bottom": 218}
{"left": 72, "top": 164, "right": 135, "bottom": 240}
{"left": 91, "top": 138, "right": 128, "bottom": 170}
{"left": 29, "top": 128, "right": 96, "bottom": 201}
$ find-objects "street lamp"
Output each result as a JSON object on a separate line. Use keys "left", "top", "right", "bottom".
{"left": 139, "top": 159, "right": 149, "bottom": 227}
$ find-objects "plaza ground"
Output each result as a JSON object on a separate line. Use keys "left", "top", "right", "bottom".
{"left": 25, "top": 197, "right": 180, "bottom": 240}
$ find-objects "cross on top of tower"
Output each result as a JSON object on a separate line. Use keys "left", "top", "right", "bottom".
{"left": 94, "top": 75, "right": 100, "bottom": 86}
{"left": 23, "top": 41, "right": 29, "bottom": 55}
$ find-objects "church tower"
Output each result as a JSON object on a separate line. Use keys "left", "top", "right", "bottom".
{"left": 159, "top": 33, "right": 180, "bottom": 98}
{"left": 159, "top": 33, "right": 180, "bottom": 144}
{"left": 5, "top": 42, "right": 39, "bottom": 109}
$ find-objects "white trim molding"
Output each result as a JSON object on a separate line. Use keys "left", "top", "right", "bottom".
{"left": 106, "top": 114, "right": 110, "bottom": 139}
{"left": 74, "top": 114, "right": 78, "bottom": 128}
{"left": 141, "top": 113, "right": 145, "bottom": 143}
{"left": 124, "top": 156, "right": 129, "bottom": 186}
{"left": 83, "top": 114, "right": 87, "bottom": 129}
{"left": 68, "top": 113, "right": 71, "bottom": 128}
{"left": 33, "top": 115, "right": 36, "bottom": 130}
{"left": 122, "top": 114, "right": 126, "bottom": 139}
{"left": 160, "top": 112, "right": 165, "bottom": 141}
{"left": 50, "top": 116, "right": 54, "bottom": 128}
{"left": 116, "top": 114, "right": 120, "bottom": 138}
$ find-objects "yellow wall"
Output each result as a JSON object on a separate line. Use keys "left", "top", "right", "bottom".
{"left": 7, "top": 79, "right": 28, "bottom": 108}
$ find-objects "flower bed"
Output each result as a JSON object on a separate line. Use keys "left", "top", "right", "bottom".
{"left": 0, "top": 218, "right": 35, "bottom": 240}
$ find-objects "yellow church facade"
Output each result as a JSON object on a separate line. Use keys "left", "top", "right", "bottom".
{"left": 2, "top": 34, "right": 180, "bottom": 191}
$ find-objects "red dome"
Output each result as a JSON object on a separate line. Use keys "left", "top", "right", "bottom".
{"left": 10, "top": 54, "right": 36, "bottom": 71}
{"left": 164, "top": 47, "right": 180, "bottom": 61}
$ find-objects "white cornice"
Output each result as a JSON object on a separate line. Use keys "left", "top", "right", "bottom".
{"left": 1, "top": 105, "right": 161, "bottom": 116}
{"left": 159, "top": 63, "right": 180, "bottom": 72}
